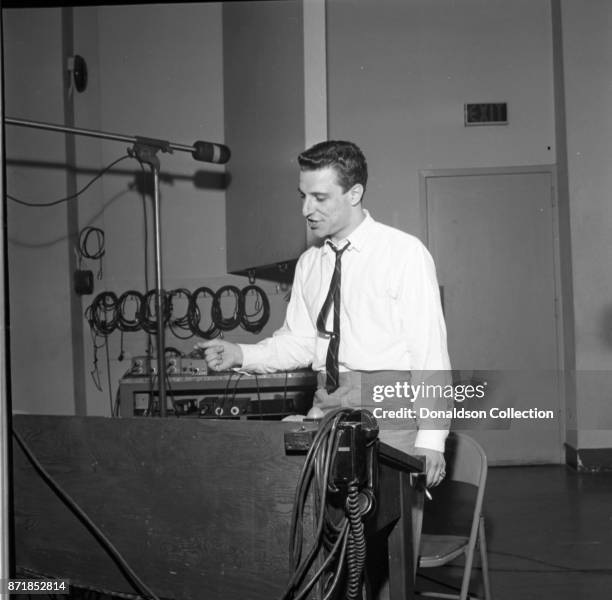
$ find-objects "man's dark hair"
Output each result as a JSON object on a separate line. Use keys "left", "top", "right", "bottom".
{"left": 298, "top": 140, "right": 368, "bottom": 193}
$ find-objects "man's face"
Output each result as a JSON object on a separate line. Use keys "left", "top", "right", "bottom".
{"left": 299, "top": 167, "right": 357, "bottom": 242}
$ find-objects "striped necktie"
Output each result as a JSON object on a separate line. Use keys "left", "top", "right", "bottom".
{"left": 316, "top": 241, "right": 351, "bottom": 393}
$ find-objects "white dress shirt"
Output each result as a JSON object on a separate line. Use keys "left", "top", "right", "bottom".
{"left": 239, "top": 211, "right": 452, "bottom": 450}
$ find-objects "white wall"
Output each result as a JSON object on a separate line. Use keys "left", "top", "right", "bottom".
{"left": 326, "top": 0, "right": 555, "bottom": 238}
{"left": 561, "top": 0, "right": 612, "bottom": 447}
{"left": 3, "top": 8, "right": 76, "bottom": 415}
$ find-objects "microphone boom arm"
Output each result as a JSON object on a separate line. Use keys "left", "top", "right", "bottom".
{"left": 4, "top": 117, "right": 228, "bottom": 163}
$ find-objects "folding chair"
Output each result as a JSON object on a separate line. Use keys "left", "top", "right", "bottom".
{"left": 416, "top": 432, "right": 492, "bottom": 600}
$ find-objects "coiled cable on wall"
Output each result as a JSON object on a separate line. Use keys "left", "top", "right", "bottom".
{"left": 211, "top": 285, "right": 241, "bottom": 332}
{"left": 116, "top": 290, "right": 143, "bottom": 333}
{"left": 85, "top": 283, "right": 271, "bottom": 341}
{"left": 78, "top": 225, "right": 105, "bottom": 280}
{"left": 84, "top": 292, "right": 118, "bottom": 393}
{"left": 238, "top": 284, "right": 270, "bottom": 333}
{"left": 139, "top": 289, "right": 171, "bottom": 335}
{"left": 188, "top": 286, "right": 219, "bottom": 339}
{"left": 168, "top": 288, "right": 193, "bottom": 339}
{"left": 85, "top": 291, "right": 119, "bottom": 336}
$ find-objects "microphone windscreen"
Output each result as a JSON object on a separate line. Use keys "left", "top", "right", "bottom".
{"left": 192, "top": 141, "right": 231, "bottom": 164}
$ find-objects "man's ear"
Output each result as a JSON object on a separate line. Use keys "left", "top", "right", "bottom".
{"left": 348, "top": 183, "right": 364, "bottom": 206}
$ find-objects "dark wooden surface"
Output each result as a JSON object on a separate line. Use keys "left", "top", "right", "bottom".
{"left": 12, "top": 415, "right": 423, "bottom": 600}
{"left": 12, "top": 416, "right": 310, "bottom": 599}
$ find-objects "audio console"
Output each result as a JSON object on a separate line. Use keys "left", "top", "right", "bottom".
{"left": 118, "top": 368, "right": 317, "bottom": 419}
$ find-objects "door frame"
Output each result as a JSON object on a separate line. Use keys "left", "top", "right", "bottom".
{"left": 419, "top": 165, "right": 566, "bottom": 462}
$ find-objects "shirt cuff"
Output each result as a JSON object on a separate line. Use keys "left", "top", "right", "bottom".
{"left": 414, "top": 429, "right": 449, "bottom": 453}
{"left": 237, "top": 342, "right": 279, "bottom": 373}
{"left": 238, "top": 343, "right": 259, "bottom": 370}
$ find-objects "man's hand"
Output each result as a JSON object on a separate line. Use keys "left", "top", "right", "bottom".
{"left": 194, "top": 339, "right": 243, "bottom": 371}
{"left": 415, "top": 447, "right": 446, "bottom": 488}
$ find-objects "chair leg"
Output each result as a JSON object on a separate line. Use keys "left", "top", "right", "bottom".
{"left": 459, "top": 547, "right": 476, "bottom": 600}
{"left": 478, "top": 516, "right": 492, "bottom": 600}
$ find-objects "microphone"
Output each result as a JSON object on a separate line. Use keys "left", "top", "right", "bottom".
{"left": 192, "top": 140, "right": 231, "bottom": 164}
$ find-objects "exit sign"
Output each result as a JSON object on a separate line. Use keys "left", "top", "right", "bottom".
{"left": 464, "top": 102, "right": 508, "bottom": 126}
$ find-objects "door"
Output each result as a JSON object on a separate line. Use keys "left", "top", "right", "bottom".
{"left": 425, "top": 169, "right": 562, "bottom": 464}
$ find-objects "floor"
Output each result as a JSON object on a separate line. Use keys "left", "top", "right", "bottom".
{"left": 417, "top": 465, "right": 612, "bottom": 600}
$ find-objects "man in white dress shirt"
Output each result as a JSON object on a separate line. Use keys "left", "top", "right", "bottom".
{"left": 197, "top": 140, "right": 451, "bottom": 487}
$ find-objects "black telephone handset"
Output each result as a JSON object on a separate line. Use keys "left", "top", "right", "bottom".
{"left": 331, "top": 409, "right": 379, "bottom": 499}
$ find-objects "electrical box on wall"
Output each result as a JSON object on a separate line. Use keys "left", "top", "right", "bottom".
{"left": 464, "top": 102, "right": 508, "bottom": 126}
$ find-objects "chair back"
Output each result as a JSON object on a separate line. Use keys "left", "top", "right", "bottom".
{"left": 444, "top": 432, "right": 487, "bottom": 488}
{"left": 422, "top": 432, "right": 487, "bottom": 537}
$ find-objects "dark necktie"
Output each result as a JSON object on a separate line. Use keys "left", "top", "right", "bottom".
{"left": 316, "top": 241, "right": 351, "bottom": 393}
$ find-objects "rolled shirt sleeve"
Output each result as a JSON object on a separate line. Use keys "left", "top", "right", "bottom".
{"left": 399, "top": 241, "right": 452, "bottom": 452}
{"left": 239, "top": 255, "right": 316, "bottom": 373}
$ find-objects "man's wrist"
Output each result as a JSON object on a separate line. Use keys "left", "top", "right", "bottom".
{"left": 235, "top": 343, "right": 247, "bottom": 368}
{"left": 414, "top": 429, "right": 449, "bottom": 453}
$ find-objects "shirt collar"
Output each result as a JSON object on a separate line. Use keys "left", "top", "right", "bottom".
{"left": 323, "top": 209, "right": 375, "bottom": 255}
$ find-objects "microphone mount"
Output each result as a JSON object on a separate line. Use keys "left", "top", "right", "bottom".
{"left": 128, "top": 140, "right": 165, "bottom": 171}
